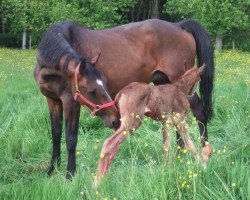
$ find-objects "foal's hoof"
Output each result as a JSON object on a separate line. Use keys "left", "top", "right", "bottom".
{"left": 202, "top": 144, "right": 212, "bottom": 164}
{"left": 93, "top": 180, "right": 100, "bottom": 190}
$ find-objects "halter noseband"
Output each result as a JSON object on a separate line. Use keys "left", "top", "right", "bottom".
{"left": 73, "top": 62, "right": 115, "bottom": 115}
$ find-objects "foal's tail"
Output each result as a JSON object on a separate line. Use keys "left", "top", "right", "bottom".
{"left": 179, "top": 19, "right": 214, "bottom": 122}
{"left": 37, "top": 21, "right": 83, "bottom": 70}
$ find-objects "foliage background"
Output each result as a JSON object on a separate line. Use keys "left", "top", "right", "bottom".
{"left": 0, "top": 0, "right": 249, "bottom": 50}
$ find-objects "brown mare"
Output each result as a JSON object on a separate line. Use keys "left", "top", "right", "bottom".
{"left": 95, "top": 64, "right": 207, "bottom": 187}
{"left": 34, "top": 19, "right": 214, "bottom": 178}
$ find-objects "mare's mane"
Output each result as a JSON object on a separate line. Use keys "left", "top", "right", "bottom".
{"left": 37, "top": 21, "right": 88, "bottom": 71}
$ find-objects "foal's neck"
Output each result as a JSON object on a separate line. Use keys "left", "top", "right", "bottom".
{"left": 173, "top": 74, "right": 197, "bottom": 96}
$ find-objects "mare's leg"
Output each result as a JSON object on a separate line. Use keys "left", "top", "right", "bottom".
{"left": 162, "top": 120, "right": 171, "bottom": 163}
{"left": 189, "top": 93, "right": 212, "bottom": 163}
{"left": 95, "top": 115, "right": 142, "bottom": 188}
{"left": 176, "top": 132, "right": 185, "bottom": 150}
{"left": 175, "top": 114, "right": 201, "bottom": 163}
{"left": 62, "top": 96, "right": 80, "bottom": 179}
{"left": 46, "top": 97, "right": 63, "bottom": 176}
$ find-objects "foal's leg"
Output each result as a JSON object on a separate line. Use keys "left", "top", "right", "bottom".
{"left": 175, "top": 114, "right": 201, "bottom": 163}
{"left": 46, "top": 97, "right": 63, "bottom": 176}
{"left": 162, "top": 120, "right": 171, "bottom": 163}
{"left": 62, "top": 96, "right": 80, "bottom": 179}
{"left": 189, "top": 93, "right": 212, "bottom": 163}
{"left": 95, "top": 116, "right": 142, "bottom": 188}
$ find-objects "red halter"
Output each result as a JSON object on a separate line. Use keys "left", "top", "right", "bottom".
{"left": 73, "top": 62, "right": 115, "bottom": 115}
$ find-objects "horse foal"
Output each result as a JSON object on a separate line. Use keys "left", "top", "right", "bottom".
{"left": 95, "top": 65, "right": 206, "bottom": 187}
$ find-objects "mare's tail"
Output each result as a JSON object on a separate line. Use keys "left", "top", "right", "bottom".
{"left": 179, "top": 19, "right": 214, "bottom": 122}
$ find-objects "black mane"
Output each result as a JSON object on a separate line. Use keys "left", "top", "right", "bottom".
{"left": 37, "top": 21, "right": 86, "bottom": 70}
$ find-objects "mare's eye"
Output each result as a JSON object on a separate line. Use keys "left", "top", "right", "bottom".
{"left": 90, "top": 91, "right": 96, "bottom": 96}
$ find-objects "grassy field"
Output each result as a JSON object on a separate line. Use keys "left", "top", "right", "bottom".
{"left": 0, "top": 49, "right": 249, "bottom": 200}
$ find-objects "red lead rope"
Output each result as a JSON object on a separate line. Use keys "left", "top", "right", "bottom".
{"left": 74, "top": 62, "right": 115, "bottom": 115}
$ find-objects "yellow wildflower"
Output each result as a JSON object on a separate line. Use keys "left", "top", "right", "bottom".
{"left": 100, "top": 153, "right": 105, "bottom": 158}
{"left": 122, "top": 131, "right": 127, "bottom": 135}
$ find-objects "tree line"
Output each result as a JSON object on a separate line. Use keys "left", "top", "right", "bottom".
{"left": 0, "top": 0, "right": 249, "bottom": 51}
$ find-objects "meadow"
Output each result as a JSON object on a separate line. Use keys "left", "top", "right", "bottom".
{"left": 0, "top": 49, "right": 249, "bottom": 200}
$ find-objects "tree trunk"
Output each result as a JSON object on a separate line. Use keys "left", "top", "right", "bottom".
{"left": 137, "top": 0, "right": 142, "bottom": 21}
{"left": 1, "top": 17, "right": 4, "bottom": 33}
{"left": 215, "top": 36, "right": 223, "bottom": 51}
{"left": 22, "top": 30, "right": 26, "bottom": 49}
{"left": 150, "top": 0, "right": 159, "bottom": 18}
{"left": 232, "top": 39, "right": 235, "bottom": 50}
{"left": 29, "top": 35, "right": 31, "bottom": 49}
{"left": 1, "top": 2, "right": 5, "bottom": 33}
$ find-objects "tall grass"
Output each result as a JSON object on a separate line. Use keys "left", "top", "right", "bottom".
{"left": 0, "top": 49, "right": 249, "bottom": 200}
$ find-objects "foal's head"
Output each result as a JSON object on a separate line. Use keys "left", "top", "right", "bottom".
{"left": 180, "top": 64, "right": 206, "bottom": 96}
{"left": 68, "top": 57, "right": 120, "bottom": 129}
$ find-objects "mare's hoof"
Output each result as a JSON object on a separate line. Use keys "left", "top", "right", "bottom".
{"left": 45, "top": 165, "right": 54, "bottom": 176}
{"left": 65, "top": 172, "right": 73, "bottom": 180}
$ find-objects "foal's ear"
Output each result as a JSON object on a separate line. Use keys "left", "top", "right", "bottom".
{"left": 91, "top": 53, "right": 101, "bottom": 65}
{"left": 198, "top": 63, "right": 206, "bottom": 75}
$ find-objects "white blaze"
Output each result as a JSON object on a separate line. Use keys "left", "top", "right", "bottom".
{"left": 96, "top": 79, "right": 104, "bottom": 87}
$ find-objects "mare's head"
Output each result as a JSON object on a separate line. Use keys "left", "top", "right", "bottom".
{"left": 68, "top": 56, "right": 120, "bottom": 129}
{"left": 181, "top": 64, "right": 206, "bottom": 96}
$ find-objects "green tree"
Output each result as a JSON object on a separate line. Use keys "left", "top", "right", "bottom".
{"left": 1, "top": 0, "right": 137, "bottom": 48}
{"left": 164, "top": 0, "right": 250, "bottom": 50}
{"left": 47, "top": 0, "right": 136, "bottom": 29}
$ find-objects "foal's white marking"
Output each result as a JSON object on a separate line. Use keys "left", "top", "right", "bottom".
{"left": 96, "top": 79, "right": 104, "bottom": 87}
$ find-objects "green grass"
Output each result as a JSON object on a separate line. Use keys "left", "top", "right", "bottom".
{"left": 0, "top": 48, "right": 249, "bottom": 200}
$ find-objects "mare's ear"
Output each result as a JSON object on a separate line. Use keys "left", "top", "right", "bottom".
{"left": 91, "top": 53, "right": 101, "bottom": 65}
{"left": 79, "top": 62, "right": 87, "bottom": 75}
{"left": 66, "top": 61, "right": 86, "bottom": 76}
{"left": 198, "top": 63, "right": 206, "bottom": 75}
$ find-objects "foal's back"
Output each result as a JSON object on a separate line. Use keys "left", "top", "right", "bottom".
{"left": 115, "top": 82, "right": 189, "bottom": 120}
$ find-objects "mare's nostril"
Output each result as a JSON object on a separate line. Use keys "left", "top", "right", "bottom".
{"left": 112, "top": 120, "right": 120, "bottom": 130}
